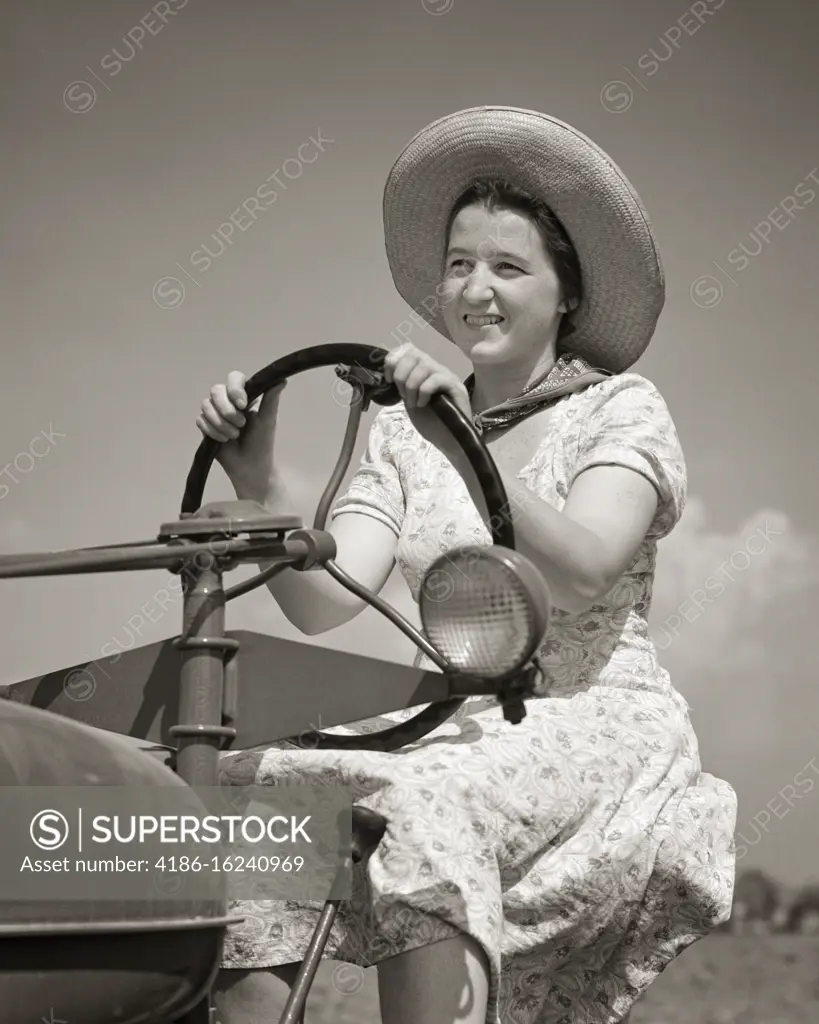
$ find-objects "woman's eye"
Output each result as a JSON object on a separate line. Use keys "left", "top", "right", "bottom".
{"left": 447, "top": 259, "right": 472, "bottom": 275}
{"left": 447, "top": 259, "right": 521, "bottom": 273}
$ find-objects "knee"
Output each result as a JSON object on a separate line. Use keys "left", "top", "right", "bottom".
{"left": 212, "top": 968, "right": 254, "bottom": 1022}
{"left": 213, "top": 965, "right": 300, "bottom": 1023}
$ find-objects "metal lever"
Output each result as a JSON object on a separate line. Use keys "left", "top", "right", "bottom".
{"left": 334, "top": 363, "right": 400, "bottom": 409}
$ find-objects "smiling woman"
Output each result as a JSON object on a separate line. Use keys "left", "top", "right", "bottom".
{"left": 444, "top": 177, "right": 582, "bottom": 325}
{"left": 441, "top": 197, "right": 576, "bottom": 403}
{"left": 199, "top": 106, "right": 738, "bottom": 1024}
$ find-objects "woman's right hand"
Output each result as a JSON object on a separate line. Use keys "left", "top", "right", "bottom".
{"left": 196, "top": 370, "right": 287, "bottom": 496}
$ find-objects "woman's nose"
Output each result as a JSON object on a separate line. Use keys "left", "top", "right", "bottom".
{"left": 462, "top": 265, "right": 494, "bottom": 302}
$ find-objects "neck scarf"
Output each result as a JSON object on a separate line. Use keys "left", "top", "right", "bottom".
{"left": 464, "top": 351, "right": 612, "bottom": 435}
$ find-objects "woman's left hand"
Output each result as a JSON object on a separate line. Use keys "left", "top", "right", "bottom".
{"left": 382, "top": 342, "right": 473, "bottom": 453}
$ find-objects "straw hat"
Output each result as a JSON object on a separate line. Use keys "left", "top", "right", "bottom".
{"left": 382, "top": 106, "right": 665, "bottom": 374}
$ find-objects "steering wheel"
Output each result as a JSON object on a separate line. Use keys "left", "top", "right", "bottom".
{"left": 180, "top": 344, "right": 518, "bottom": 751}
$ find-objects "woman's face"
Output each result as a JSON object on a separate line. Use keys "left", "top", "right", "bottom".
{"left": 440, "top": 204, "right": 569, "bottom": 368}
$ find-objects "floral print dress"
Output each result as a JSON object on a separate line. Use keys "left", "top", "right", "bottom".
{"left": 219, "top": 373, "right": 737, "bottom": 1024}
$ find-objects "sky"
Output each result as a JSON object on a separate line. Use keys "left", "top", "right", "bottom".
{"left": 1, "top": 0, "right": 818, "bottom": 886}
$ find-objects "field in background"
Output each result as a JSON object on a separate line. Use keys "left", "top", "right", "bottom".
{"left": 301, "top": 935, "right": 819, "bottom": 1024}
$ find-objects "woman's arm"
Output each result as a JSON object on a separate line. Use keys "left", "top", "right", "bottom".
{"left": 448, "top": 452, "right": 658, "bottom": 614}
{"left": 236, "top": 473, "right": 399, "bottom": 635}
{"left": 377, "top": 344, "right": 673, "bottom": 615}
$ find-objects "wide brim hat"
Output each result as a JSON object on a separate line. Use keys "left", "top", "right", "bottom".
{"left": 382, "top": 106, "right": 664, "bottom": 374}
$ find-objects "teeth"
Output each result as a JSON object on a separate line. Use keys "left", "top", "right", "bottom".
{"left": 465, "top": 315, "right": 503, "bottom": 325}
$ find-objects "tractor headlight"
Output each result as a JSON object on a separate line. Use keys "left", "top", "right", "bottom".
{"left": 418, "top": 546, "right": 551, "bottom": 679}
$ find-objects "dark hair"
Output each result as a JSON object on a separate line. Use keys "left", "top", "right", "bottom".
{"left": 444, "top": 177, "right": 582, "bottom": 341}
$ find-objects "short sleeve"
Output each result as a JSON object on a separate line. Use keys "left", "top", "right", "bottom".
{"left": 330, "top": 407, "right": 406, "bottom": 538}
{"left": 570, "top": 374, "right": 687, "bottom": 540}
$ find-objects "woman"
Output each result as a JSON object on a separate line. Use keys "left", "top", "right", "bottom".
{"left": 198, "top": 107, "right": 737, "bottom": 1024}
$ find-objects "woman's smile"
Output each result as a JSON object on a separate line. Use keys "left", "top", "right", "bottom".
{"left": 463, "top": 313, "right": 506, "bottom": 329}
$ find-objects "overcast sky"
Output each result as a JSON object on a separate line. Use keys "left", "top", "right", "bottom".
{"left": 2, "top": 0, "right": 818, "bottom": 886}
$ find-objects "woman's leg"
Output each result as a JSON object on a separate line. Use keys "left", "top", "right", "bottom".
{"left": 377, "top": 934, "right": 490, "bottom": 1024}
{"left": 212, "top": 963, "right": 302, "bottom": 1024}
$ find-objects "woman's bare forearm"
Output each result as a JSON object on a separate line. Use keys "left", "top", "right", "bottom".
{"left": 232, "top": 473, "right": 365, "bottom": 635}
